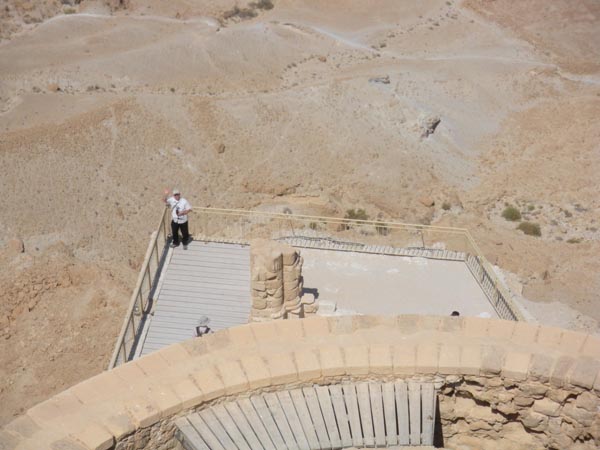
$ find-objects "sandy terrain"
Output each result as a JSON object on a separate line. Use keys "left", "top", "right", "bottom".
{"left": 0, "top": 0, "right": 599, "bottom": 426}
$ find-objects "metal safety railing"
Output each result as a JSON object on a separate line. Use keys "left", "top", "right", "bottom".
{"left": 107, "top": 208, "right": 171, "bottom": 369}
{"left": 108, "top": 206, "right": 524, "bottom": 368}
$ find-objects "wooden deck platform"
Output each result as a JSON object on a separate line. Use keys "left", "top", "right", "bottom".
{"left": 137, "top": 241, "right": 251, "bottom": 357}
{"left": 175, "top": 381, "right": 437, "bottom": 449}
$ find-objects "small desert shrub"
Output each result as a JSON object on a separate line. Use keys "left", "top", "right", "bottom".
{"left": 527, "top": 204, "right": 535, "bottom": 211}
{"left": 250, "top": 0, "right": 274, "bottom": 10}
{"left": 345, "top": 209, "right": 369, "bottom": 221}
{"left": 441, "top": 201, "right": 451, "bottom": 211}
{"left": 309, "top": 222, "right": 318, "bottom": 230}
{"left": 64, "top": 7, "right": 76, "bottom": 14}
{"left": 502, "top": 205, "right": 521, "bottom": 221}
{"left": 340, "top": 208, "right": 369, "bottom": 231}
{"left": 517, "top": 222, "right": 541, "bottom": 237}
{"left": 375, "top": 223, "right": 389, "bottom": 236}
{"left": 223, "top": 6, "right": 257, "bottom": 20}
{"left": 566, "top": 237, "right": 582, "bottom": 244}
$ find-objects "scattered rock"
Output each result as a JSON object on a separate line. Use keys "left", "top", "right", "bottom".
{"left": 318, "top": 56, "right": 327, "bottom": 63}
{"left": 419, "top": 113, "right": 441, "bottom": 138}
{"left": 369, "top": 75, "right": 390, "bottom": 84}
{"left": 46, "top": 83, "right": 60, "bottom": 92}
{"left": 5, "top": 237, "right": 24, "bottom": 255}
{"left": 217, "top": 143, "right": 226, "bottom": 154}
{"left": 419, "top": 196, "right": 435, "bottom": 207}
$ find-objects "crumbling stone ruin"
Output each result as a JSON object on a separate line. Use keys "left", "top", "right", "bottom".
{"left": 249, "top": 240, "right": 317, "bottom": 321}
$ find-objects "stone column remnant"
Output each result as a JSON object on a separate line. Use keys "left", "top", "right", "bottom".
{"left": 249, "top": 239, "right": 314, "bottom": 322}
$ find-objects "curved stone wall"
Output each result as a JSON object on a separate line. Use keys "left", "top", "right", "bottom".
{"left": 1, "top": 316, "right": 599, "bottom": 450}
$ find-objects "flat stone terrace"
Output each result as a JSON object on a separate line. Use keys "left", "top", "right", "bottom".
{"left": 136, "top": 239, "right": 500, "bottom": 359}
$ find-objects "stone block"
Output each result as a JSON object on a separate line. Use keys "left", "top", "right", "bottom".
{"left": 533, "top": 398, "right": 561, "bottom": 417}
{"left": 536, "top": 326, "right": 563, "bottom": 348}
{"left": 581, "top": 335, "right": 600, "bottom": 359}
{"left": 520, "top": 411, "right": 548, "bottom": 432}
{"left": 343, "top": 344, "right": 369, "bottom": 376}
{"left": 266, "top": 353, "right": 298, "bottom": 385}
{"left": 158, "top": 343, "right": 191, "bottom": 366}
{"left": 48, "top": 437, "right": 88, "bottom": 450}
{"left": 369, "top": 344, "right": 392, "bottom": 375}
{"left": 283, "top": 286, "right": 300, "bottom": 300}
{"left": 502, "top": 351, "right": 531, "bottom": 381}
{"left": 463, "top": 317, "right": 489, "bottom": 338}
{"left": 562, "top": 403, "right": 595, "bottom": 427}
{"left": 135, "top": 352, "right": 170, "bottom": 377}
{"left": 172, "top": 378, "right": 204, "bottom": 410}
{"left": 240, "top": 356, "right": 271, "bottom": 389}
{"left": 529, "top": 353, "right": 555, "bottom": 382}
{"left": 438, "top": 344, "right": 461, "bottom": 375}
{"left": 250, "top": 321, "right": 279, "bottom": 343}
{"left": 71, "top": 424, "right": 114, "bottom": 450}
{"left": 151, "top": 386, "right": 183, "bottom": 419}
{"left": 191, "top": 367, "right": 225, "bottom": 401}
{"left": 487, "top": 319, "right": 515, "bottom": 340}
{"left": 439, "top": 316, "right": 464, "bottom": 333}
{"left": 481, "top": 345, "right": 505, "bottom": 375}
{"left": 302, "top": 316, "right": 331, "bottom": 337}
{"left": 557, "top": 330, "right": 587, "bottom": 354}
{"left": 511, "top": 322, "right": 539, "bottom": 344}
{"left": 4, "top": 415, "right": 41, "bottom": 439}
{"left": 415, "top": 342, "right": 439, "bottom": 374}
{"left": 392, "top": 344, "right": 416, "bottom": 374}
{"left": 319, "top": 346, "right": 345, "bottom": 377}
{"left": 216, "top": 361, "right": 249, "bottom": 395}
{"left": 550, "top": 356, "right": 575, "bottom": 387}
{"left": 575, "top": 391, "right": 599, "bottom": 412}
{"left": 294, "top": 349, "right": 321, "bottom": 382}
{"left": 0, "top": 430, "right": 21, "bottom": 449}
{"left": 252, "top": 297, "right": 268, "bottom": 310}
{"left": 227, "top": 325, "right": 256, "bottom": 347}
{"left": 281, "top": 248, "right": 298, "bottom": 265}
{"left": 568, "top": 357, "right": 600, "bottom": 389}
{"left": 125, "top": 398, "right": 161, "bottom": 428}
{"left": 460, "top": 345, "right": 482, "bottom": 375}
{"left": 396, "top": 315, "right": 420, "bottom": 335}
{"left": 417, "top": 316, "right": 443, "bottom": 331}
{"left": 275, "top": 320, "right": 304, "bottom": 340}
{"left": 112, "top": 361, "right": 147, "bottom": 386}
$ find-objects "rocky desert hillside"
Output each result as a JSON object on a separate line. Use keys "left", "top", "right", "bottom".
{"left": 0, "top": 0, "right": 599, "bottom": 426}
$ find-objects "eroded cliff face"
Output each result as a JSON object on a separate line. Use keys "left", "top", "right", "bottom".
{"left": 0, "top": 0, "right": 599, "bottom": 426}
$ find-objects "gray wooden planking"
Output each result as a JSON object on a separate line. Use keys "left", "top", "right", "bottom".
{"left": 212, "top": 404, "right": 252, "bottom": 450}
{"left": 342, "top": 383, "right": 364, "bottom": 448}
{"left": 176, "top": 382, "right": 437, "bottom": 450}
{"left": 251, "top": 396, "right": 288, "bottom": 450}
{"left": 264, "top": 393, "right": 299, "bottom": 450}
{"left": 302, "top": 387, "right": 331, "bottom": 449}
{"left": 408, "top": 382, "right": 422, "bottom": 445}
{"left": 356, "top": 383, "right": 375, "bottom": 447}
{"left": 315, "top": 385, "right": 342, "bottom": 449}
{"left": 369, "top": 382, "right": 386, "bottom": 447}
{"left": 276, "top": 391, "right": 311, "bottom": 450}
{"left": 395, "top": 381, "right": 410, "bottom": 445}
{"left": 289, "top": 390, "right": 320, "bottom": 450}
{"left": 138, "top": 240, "right": 251, "bottom": 357}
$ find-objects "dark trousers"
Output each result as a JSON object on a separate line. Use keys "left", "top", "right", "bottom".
{"left": 171, "top": 221, "right": 190, "bottom": 245}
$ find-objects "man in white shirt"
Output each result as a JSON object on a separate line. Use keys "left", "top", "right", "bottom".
{"left": 163, "top": 188, "right": 192, "bottom": 248}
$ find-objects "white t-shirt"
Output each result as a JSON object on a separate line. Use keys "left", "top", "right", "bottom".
{"left": 166, "top": 197, "right": 191, "bottom": 224}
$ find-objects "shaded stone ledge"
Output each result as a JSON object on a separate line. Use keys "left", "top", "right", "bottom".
{"left": 1, "top": 316, "right": 599, "bottom": 450}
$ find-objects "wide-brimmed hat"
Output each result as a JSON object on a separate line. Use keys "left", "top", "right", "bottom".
{"left": 172, "top": 188, "right": 181, "bottom": 195}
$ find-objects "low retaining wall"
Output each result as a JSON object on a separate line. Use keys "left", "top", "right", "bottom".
{"left": 1, "top": 316, "right": 599, "bottom": 450}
